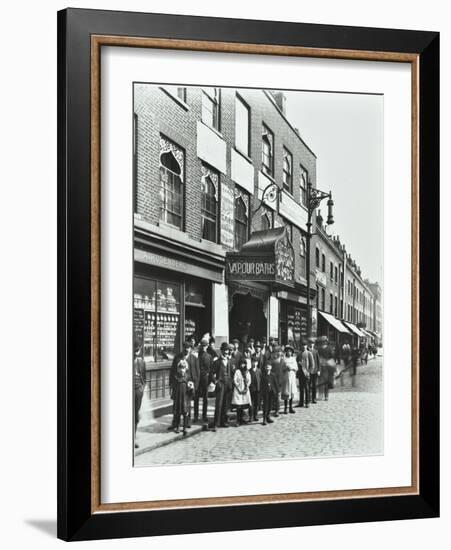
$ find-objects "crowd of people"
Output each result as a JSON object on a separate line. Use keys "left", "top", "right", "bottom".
{"left": 147, "top": 334, "right": 375, "bottom": 437}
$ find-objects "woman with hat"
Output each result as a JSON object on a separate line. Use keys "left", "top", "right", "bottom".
{"left": 232, "top": 358, "right": 252, "bottom": 426}
{"left": 281, "top": 345, "right": 298, "bottom": 414}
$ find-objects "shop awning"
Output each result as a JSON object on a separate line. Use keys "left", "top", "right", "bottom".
{"left": 343, "top": 321, "right": 365, "bottom": 337}
{"left": 318, "top": 311, "right": 351, "bottom": 334}
{"left": 362, "top": 329, "right": 375, "bottom": 339}
{"left": 225, "top": 227, "right": 295, "bottom": 287}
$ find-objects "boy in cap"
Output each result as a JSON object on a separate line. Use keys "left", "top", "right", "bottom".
{"left": 260, "top": 361, "right": 278, "bottom": 425}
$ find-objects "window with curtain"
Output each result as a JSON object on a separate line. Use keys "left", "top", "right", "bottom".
{"left": 262, "top": 124, "right": 274, "bottom": 177}
{"left": 159, "top": 140, "right": 184, "bottom": 229}
{"left": 300, "top": 165, "right": 308, "bottom": 207}
{"left": 201, "top": 167, "right": 218, "bottom": 243}
{"left": 202, "top": 88, "right": 220, "bottom": 130}
{"left": 234, "top": 191, "right": 249, "bottom": 250}
{"left": 282, "top": 147, "right": 292, "bottom": 193}
{"left": 235, "top": 94, "right": 250, "bottom": 155}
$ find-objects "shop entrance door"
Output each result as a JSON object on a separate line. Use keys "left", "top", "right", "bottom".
{"left": 229, "top": 292, "right": 267, "bottom": 345}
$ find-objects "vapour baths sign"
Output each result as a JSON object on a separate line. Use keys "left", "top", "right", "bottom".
{"left": 226, "top": 258, "right": 276, "bottom": 280}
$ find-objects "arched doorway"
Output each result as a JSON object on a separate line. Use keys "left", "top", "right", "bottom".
{"left": 229, "top": 292, "right": 267, "bottom": 345}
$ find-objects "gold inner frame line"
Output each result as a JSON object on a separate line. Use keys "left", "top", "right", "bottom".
{"left": 90, "top": 34, "right": 420, "bottom": 514}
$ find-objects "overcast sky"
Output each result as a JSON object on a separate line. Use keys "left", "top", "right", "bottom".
{"left": 284, "top": 91, "right": 384, "bottom": 285}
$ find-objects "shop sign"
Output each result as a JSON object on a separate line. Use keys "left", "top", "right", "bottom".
{"left": 226, "top": 256, "right": 276, "bottom": 282}
{"left": 220, "top": 183, "right": 235, "bottom": 249}
{"left": 135, "top": 248, "right": 223, "bottom": 283}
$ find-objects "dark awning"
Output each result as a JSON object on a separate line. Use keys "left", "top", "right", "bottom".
{"left": 318, "top": 311, "right": 351, "bottom": 334}
{"left": 225, "top": 227, "right": 295, "bottom": 287}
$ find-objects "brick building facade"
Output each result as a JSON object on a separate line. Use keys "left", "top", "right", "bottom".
{"left": 133, "top": 85, "right": 318, "bottom": 400}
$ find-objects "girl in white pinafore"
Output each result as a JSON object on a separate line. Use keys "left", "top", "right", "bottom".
{"left": 281, "top": 345, "right": 298, "bottom": 414}
{"left": 232, "top": 359, "right": 252, "bottom": 426}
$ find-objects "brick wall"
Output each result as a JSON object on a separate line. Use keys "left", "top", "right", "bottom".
{"left": 134, "top": 85, "right": 317, "bottom": 285}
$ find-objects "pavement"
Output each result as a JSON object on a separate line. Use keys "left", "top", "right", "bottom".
{"left": 134, "top": 356, "right": 383, "bottom": 466}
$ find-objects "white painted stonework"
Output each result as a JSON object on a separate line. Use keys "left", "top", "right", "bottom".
{"left": 231, "top": 148, "right": 254, "bottom": 194}
{"left": 212, "top": 282, "right": 229, "bottom": 344}
{"left": 268, "top": 295, "right": 279, "bottom": 338}
{"left": 279, "top": 190, "right": 309, "bottom": 230}
{"left": 196, "top": 121, "right": 227, "bottom": 174}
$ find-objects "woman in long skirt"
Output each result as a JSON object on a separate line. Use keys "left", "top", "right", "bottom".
{"left": 281, "top": 345, "right": 298, "bottom": 414}
{"left": 232, "top": 359, "right": 252, "bottom": 426}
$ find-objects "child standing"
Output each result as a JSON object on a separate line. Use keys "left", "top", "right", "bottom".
{"left": 260, "top": 362, "right": 279, "bottom": 425}
{"left": 232, "top": 359, "right": 252, "bottom": 426}
{"left": 172, "top": 349, "right": 194, "bottom": 434}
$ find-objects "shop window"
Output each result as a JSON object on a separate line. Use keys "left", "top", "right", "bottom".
{"left": 202, "top": 87, "right": 220, "bottom": 130}
{"left": 234, "top": 190, "right": 249, "bottom": 250}
{"left": 235, "top": 94, "right": 250, "bottom": 155}
{"left": 201, "top": 166, "right": 218, "bottom": 243}
{"left": 159, "top": 137, "right": 184, "bottom": 229}
{"left": 300, "top": 165, "right": 308, "bottom": 207}
{"left": 262, "top": 124, "right": 274, "bottom": 177}
{"left": 282, "top": 147, "right": 293, "bottom": 193}
{"left": 184, "top": 281, "right": 210, "bottom": 343}
{"left": 134, "top": 277, "right": 181, "bottom": 365}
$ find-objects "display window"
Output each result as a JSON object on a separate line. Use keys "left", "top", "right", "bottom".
{"left": 134, "top": 277, "right": 181, "bottom": 364}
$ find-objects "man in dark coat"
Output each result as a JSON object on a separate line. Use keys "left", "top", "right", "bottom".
{"left": 230, "top": 338, "right": 242, "bottom": 370}
{"left": 212, "top": 342, "right": 234, "bottom": 430}
{"left": 186, "top": 342, "right": 200, "bottom": 428}
{"left": 296, "top": 341, "right": 313, "bottom": 408}
{"left": 260, "top": 362, "right": 279, "bottom": 425}
{"left": 134, "top": 344, "right": 147, "bottom": 448}
{"left": 309, "top": 338, "right": 321, "bottom": 404}
{"left": 193, "top": 337, "right": 215, "bottom": 423}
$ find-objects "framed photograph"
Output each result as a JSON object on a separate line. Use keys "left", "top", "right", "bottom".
{"left": 57, "top": 8, "right": 439, "bottom": 541}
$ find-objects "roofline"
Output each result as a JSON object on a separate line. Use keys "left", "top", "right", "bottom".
{"left": 263, "top": 90, "right": 317, "bottom": 160}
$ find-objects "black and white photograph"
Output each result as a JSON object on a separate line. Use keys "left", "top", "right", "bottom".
{"left": 132, "top": 84, "right": 384, "bottom": 466}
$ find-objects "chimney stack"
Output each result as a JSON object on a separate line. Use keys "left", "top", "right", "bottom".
{"left": 271, "top": 91, "right": 286, "bottom": 115}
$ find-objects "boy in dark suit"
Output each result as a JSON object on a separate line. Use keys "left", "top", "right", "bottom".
{"left": 260, "top": 361, "right": 279, "bottom": 425}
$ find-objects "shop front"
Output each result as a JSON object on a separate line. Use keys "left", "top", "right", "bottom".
{"left": 134, "top": 242, "right": 223, "bottom": 402}
{"left": 343, "top": 320, "right": 366, "bottom": 347}
{"left": 277, "top": 290, "right": 308, "bottom": 351}
{"left": 317, "top": 310, "right": 351, "bottom": 348}
{"left": 225, "top": 227, "right": 296, "bottom": 347}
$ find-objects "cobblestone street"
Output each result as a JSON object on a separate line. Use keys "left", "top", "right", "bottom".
{"left": 135, "top": 358, "right": 383, "bottom": 467}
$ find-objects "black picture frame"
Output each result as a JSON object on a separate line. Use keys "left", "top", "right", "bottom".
{"left": 57, "top": 7, "right": 439, "bottom": 541}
